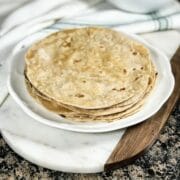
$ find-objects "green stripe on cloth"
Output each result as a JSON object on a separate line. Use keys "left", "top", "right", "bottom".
{"left": 158, "top": 18, "right": 169, "bottom": 30}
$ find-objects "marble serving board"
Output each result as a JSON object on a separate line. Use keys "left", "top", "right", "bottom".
{"left": 0, "top": 30, "right": 180, "bottom": 173}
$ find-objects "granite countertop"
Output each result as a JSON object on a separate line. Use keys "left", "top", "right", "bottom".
{"left": 0, "top": 103, "right": 179, "bottom": 179}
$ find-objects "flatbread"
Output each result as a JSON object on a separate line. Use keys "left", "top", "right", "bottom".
{"left": 25, "top": 74, "right": 155, "bottom": 122}
{"left": 25, "top": 71, "right": 153, "bottom": 116}
{"left": 25, "top": 77, "right": 148, "bottom": 122}
{"left": 25, "top": 27, "right": 155, "bottom": 109}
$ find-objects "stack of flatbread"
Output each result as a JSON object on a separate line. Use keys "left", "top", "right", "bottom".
{"left": 24, "top": 27, "right": 157, "bottom": 122}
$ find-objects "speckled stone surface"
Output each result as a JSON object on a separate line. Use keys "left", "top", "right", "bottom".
{"left": 0, "top": 103, "right": 179, "bottom": 179}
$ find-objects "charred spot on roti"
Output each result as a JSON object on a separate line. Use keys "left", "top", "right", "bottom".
{"left": 74, "top": 59, "right": 81, "bottom": 63}
{"left": 75, "top": 94, "right": 85, "bottom": 98}
{"left": 60, "top": 114, "right": 66, "bottom": 118}
{"left": 148, "top": 77, "right": 152, "bottom": 85}
{"left": 123, "top": 69, "right": 127, "bottom": 74}
{"left": 132, "top": 51, "right": 137, "bottom": 55}
{"left": 134, "top": 77, "right": 139, "bottom": 81}
{"left": 112, "top": 87, "right": 126, "bottom": 91}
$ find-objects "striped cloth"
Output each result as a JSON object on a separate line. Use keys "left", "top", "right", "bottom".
{"left": 47, "top": 1, "right": 180, "bottom": 33}
{"left": 0, "top": 0, "right": 180, "bottom": 105}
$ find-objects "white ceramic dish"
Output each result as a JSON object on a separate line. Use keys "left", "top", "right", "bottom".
{"left": 7, "top": 29, "right": 174, "bottom": 133}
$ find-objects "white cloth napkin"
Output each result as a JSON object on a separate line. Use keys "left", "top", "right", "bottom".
{"left": 0, "top": 0, "right": 180, "bottom": 105}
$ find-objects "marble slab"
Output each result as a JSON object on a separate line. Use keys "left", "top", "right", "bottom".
{"left": 0, "top": 97, "right": 125, "bottom": 173}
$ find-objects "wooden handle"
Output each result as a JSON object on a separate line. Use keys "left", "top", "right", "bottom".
{"left": 104, "top": 47, "right": 180, "bottom": 171}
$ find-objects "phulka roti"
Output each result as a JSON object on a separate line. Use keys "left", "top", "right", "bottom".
{"left": 25, "top": 70, "right": 155, "bottom": 121}
{"left": 25, "top": 77, "right": 150, "bottom": 122}
{"left": 25, "top": 72, "right": 154, "bottom": 116}
{"left": 25, "top": 27, "right": 155, "bottom": 110}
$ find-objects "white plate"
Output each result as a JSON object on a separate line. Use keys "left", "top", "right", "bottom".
{"left": 7, "top": 30, "right": 174, "bottom": 133}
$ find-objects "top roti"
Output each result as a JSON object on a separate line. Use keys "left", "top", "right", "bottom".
{"left": 25, "top": 27, "right": 154, "bottom": 109}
